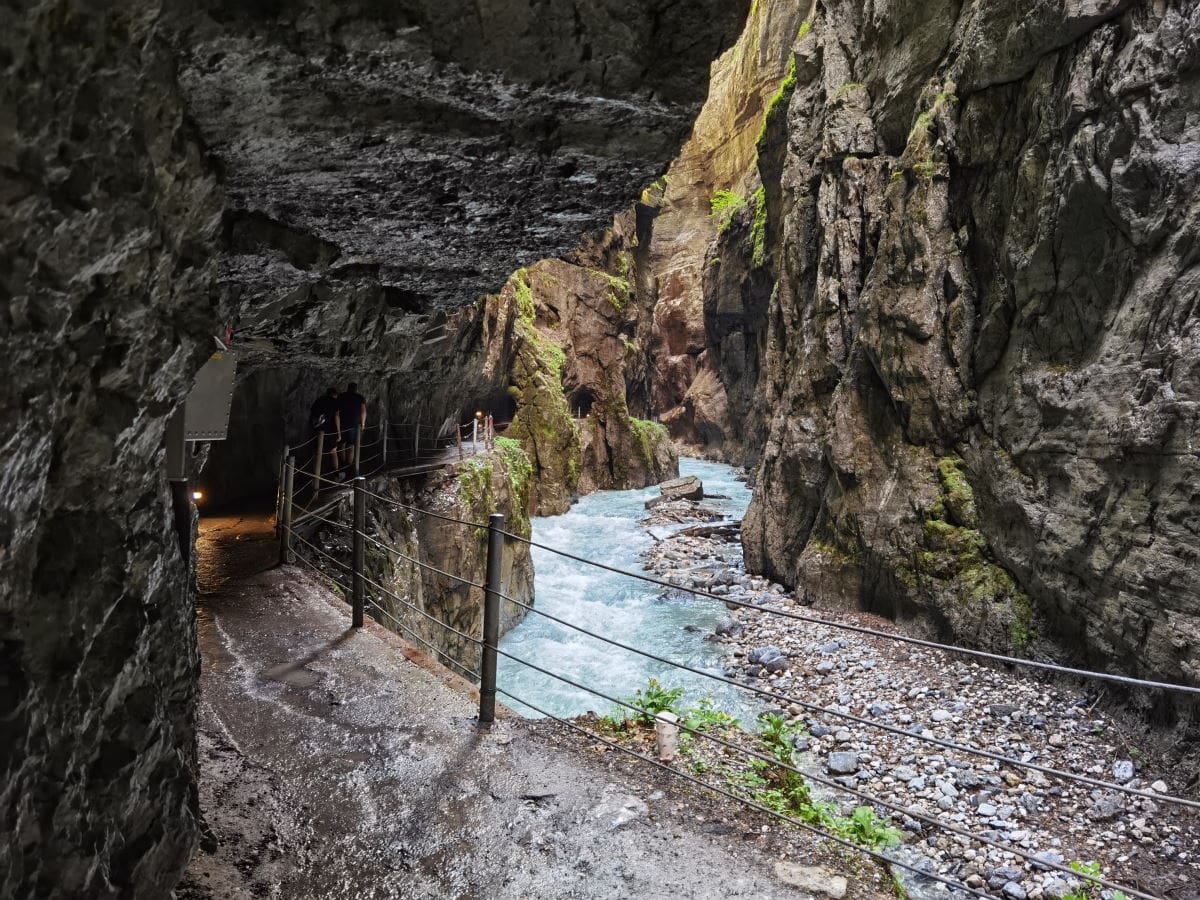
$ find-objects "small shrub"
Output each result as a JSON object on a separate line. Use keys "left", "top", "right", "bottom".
{"left": 1062, "top": 860, "right": 1125, "bottom": 900}
{"left": 709, "top": 190, "right": 746, "bottom": 233}
{"left": 613, "top": 678, "right": 684, "bottom": 725}
{"left": 838, "top": 806, "right": 903, "bottom": 850}
{"left": 681, "top": 698, "right": 739, "bottom": 732}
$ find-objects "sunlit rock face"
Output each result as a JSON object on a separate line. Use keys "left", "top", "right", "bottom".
{"left": 672, "top": 0, "right": 1200, "bottom": 708}
{"left": 1, "top": 0, "right": 747, "bottom": 894}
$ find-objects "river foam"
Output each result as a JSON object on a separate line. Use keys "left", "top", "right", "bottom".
{"left": 497, "top": 458, "right": 755, "bottom": 720}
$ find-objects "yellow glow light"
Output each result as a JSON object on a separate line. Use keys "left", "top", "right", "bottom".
{"left": 192, "top": 490, "right": 204, "bottom": 501}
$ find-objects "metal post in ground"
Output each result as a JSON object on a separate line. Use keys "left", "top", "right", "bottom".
{"left": 279, "top": 455, "right": 296, "bottom": 565}
{"left": 314, "top": 430, "right": 325, "bottom": 496}
{"left": 355, "top": 425, "right": 363, "bottom": 476}
{"left": 414, "top": 417, "right": 421, "bottom": 459}
{"left": 275, "top": 442, "right": 290, "bottom": 529}
{"left": 457, "top": 424, "right": 463, "bottom": 460}
{"left": 381, "top": 416, "right": 388, "bottom": 464}
{"left": 479, "top": 512, "right": 505, "bottom": 724}
{"left": 352, "top": 476, "right": 365, "bottom": 628}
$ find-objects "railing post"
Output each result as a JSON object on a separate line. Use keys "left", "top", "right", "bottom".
{"left": 355, "top": 425, "right": 363, "bottom": 476}
{"left": 381, "top": 415, "right": 388, "bottom": 464}
{"left": 279, "top": 455, "right": 295, "bottom": 565}
{"left": 479, "top": 512, "right": 504, "bottom": 724}
{"left": 457, "top": 424, "right": 463, "bottom": 460}
{"left": 414, "top": 417, "right": 421, "bottom": 459}
{"left": 314, "top": 430, "right": 325, "bottom": 496}
{"left": 352, "top": 476, "right": 365, "bottom": 628}
{"left": 275, "top": 442, "right": 290, "bottom": 528}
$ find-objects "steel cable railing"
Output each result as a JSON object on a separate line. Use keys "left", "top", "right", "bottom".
{"left": 494, "top": 684, "right": 1000, "bottom": 900}
{"left": 285, "top": 512, "right": 1157, "bottom": 899}
{"left": 285, "top": 461, "right": 1200, "bottom": 809}
{"left": 495, "top": 587, "right": 1200, "bottom": 812}
{"left": 500, "top": 531, "right": 1200, "bottom": 698}
{"left": 275, "top": 458, "right": 1191, "bottom": 899}
{"left": 490, "top": 645, "right": 1156, "bottom": 899}
{"left": 365, "top": 598, "right": 481, "bottom": 682}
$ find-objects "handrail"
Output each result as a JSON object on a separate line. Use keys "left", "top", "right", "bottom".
{"left": 272, "top": 458, "right": 1186, "bottom": 900}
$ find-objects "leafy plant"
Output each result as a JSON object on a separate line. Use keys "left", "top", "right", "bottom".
{"left": 1063, "top": 861, "right": 1125, "bottom": 900}
{"left": 838, "top": 806, "right": 903, "bottom": 850}
{"left": 681, "top": 698, "right": 739, "bottom": 733}
{"left": 750, "top": 186, "right": 768, "bottom": 267}
{"left": 613, "top": 678, "right": 684, "bottom": 725}
{"left": 709, "top": 190, "right": 746, "bottom": 233}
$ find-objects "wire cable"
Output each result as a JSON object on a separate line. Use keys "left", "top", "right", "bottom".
{"left": 366, "top": 597, "right": 481, "bottom": 682}
{"left": 501, "top": 530, "right": 1200, "bottom": 697}
{"left": 496, "top": 590, "right": 1200, "bottom": 811}
{"left": 355, "top": 527, "right": 488, "bottom": 590}
{"left": 358, "top": 569, "right": 481, "bottom": 647}
{"left": 491, "top": 647, "right": 1153, "bottom": 899}
{"left": 494, "top": 684, "right": 993, "bottom": 900}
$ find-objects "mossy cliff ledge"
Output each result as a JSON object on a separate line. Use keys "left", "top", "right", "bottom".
{"left": 357, "top": 445, "right": 536, "bottom": 669}
{"left": 479, "top": 218, "right": 677, "bottom": 514}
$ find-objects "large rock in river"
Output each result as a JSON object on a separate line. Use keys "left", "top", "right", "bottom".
{"left": 659, "top": 476, "right": 704, "bottom": 502}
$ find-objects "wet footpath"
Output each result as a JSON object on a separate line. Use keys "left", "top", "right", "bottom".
{"left": 178, "top": 513, "right": 862, "bottom": 899}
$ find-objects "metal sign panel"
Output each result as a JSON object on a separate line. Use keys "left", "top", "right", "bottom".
{"left": 184, "top": 351, "right": 237, "bottom": 440}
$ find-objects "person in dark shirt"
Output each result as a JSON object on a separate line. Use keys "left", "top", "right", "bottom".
{"left": 309, "top": 387, "right": 341, "bottom": 473}
{"left": 336, "top": 382, "right": 367, "bottom": 468}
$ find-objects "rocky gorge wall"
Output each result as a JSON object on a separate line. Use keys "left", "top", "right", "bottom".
{"left": 0, "top": 2, "right": 224, "bottom": 895}
{"left": 1, "top": 0, "right": 748, "bottom": 894}
{"left": 650, "top": 0, "right": 1200, "bottom": 712}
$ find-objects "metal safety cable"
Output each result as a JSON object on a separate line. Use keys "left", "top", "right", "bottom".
{"left": 500, "top": 531, "right": 1200, "bottom": 697}
{"left": 491, "top": 646, "right": 1155, "bottom": 900}
{"left": 493, "top": 685, "right": 996, "bottom": 900}
{"left": 495, "top": 590, "right": 1200, "bottom": 811}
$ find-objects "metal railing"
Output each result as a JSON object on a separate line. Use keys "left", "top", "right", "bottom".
{"left": 275, "top": 457, "right": 1198, "bottom": 900}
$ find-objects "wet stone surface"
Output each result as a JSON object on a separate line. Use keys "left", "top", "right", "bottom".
{"left": 180, "top": 525, "right": 855, "bottom": 899}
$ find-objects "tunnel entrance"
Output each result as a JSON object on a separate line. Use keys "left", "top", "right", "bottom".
{"left": 568, "top": 387, "right": 594, "bottom": 419}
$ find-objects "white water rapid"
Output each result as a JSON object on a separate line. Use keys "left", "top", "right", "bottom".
{"left": 497, "top": 458, "right": 759, "bottom": 721}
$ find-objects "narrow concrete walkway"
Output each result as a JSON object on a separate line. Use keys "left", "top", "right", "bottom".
{"left": 179, "top": 514, "right": 855, "bottom": 899}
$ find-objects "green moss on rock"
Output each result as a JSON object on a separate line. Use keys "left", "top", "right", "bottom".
{"left": 756, "top": 55, "right": 798, "bottom": 149}
{"left": 629, "top": 417, "right": 669, "bottom": 467}
{"left": 750, "top": 186, "right": 768, "bottom": 268}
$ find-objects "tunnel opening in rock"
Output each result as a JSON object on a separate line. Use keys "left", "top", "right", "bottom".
{"left": 568, "top": 387, "right": 595, "bottom": 419}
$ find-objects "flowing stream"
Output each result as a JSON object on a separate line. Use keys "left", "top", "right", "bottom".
{"left": 498, "top": 458, "right": 759, "bottom": 721}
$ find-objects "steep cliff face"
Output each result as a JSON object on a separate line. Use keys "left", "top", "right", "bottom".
{"left": 477, "top": 215, "right": 677, "bottom": 515}
{"left": 0, "top": 2, "right": 224, "bottom": 894}
{"left": 728, "top": 0, "right": 1200, "bottom": 701}
{"left": 645, "top": 0, "right": 804, "bottom": 462}
{"left": 2, "top": 0, "right": 747, "bottom": 893}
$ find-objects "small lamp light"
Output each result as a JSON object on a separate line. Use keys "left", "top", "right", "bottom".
{"left": 192, "top": 490, "right": 204, "bottom": 502}
{"left": 475, "top": 410, "right": 484, "bottom": 419}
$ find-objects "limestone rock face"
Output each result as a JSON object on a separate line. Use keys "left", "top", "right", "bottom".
{"left": 1, "top": 0, "right": 743, "bottom": 894}
{"left": 0, "top": 2, "right": 224, "bottom": 895}
{"left": 173, "top": 0, "right": 749, "bottom": 366}
{"left": 477, "top": 214, "right": 677, "bottom": 515}
{"left": 721, "top": 1, "right": 1200, "bottom": 701}
{"left": 644, "top": 0, "right": 804, "bottom": 462}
